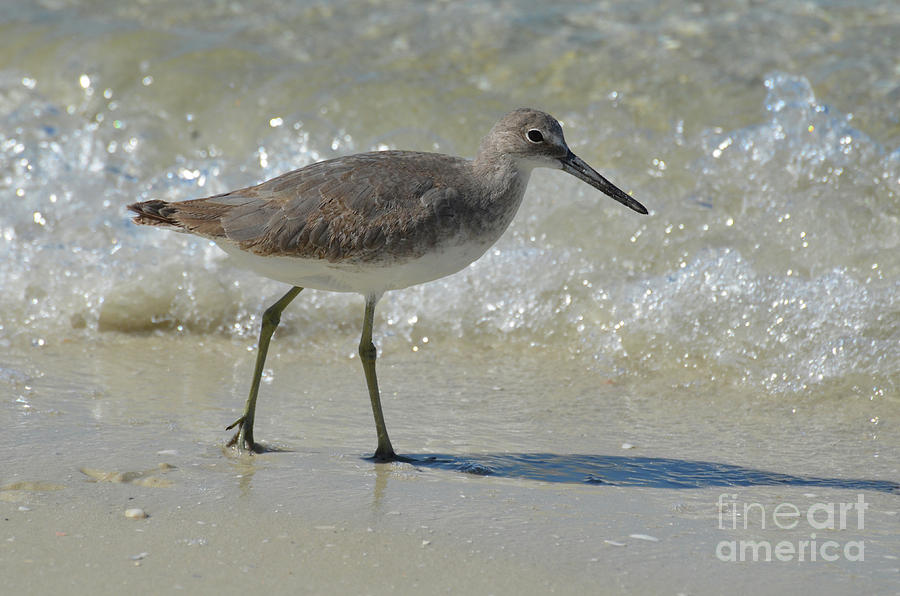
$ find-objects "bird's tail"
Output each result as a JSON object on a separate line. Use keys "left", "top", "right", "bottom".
{"left": 127, "top": 200, "right": 184, "bottom": 231}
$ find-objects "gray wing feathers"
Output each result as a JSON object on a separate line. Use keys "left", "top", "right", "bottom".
{"left": 183, "top": 152, "right": 473, "bottom": 261}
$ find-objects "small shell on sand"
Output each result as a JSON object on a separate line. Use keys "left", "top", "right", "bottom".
{"left": 124, "top": 508, "right": 149, "bottom": 519}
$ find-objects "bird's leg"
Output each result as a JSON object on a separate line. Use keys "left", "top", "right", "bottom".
{"left": 358, "top": 294, "right": 397, "bottom": 461}
{"left": 227, "top": 286, "right": 303, "bottom": 452}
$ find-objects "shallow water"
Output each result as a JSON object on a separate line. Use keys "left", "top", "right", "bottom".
{"left": 2, "top": 1, "right": 899, "bottom": 593}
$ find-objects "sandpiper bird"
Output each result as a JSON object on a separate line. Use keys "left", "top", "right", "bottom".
{"left": 128, "top": 108, "right": 648, "bottom": 461}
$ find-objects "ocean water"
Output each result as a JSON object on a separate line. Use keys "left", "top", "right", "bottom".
{"left": 2, "top": 1, "right": 899, "bottom": 593}
{"left": 3, "top": 0, "right": 896, "bottom": 400}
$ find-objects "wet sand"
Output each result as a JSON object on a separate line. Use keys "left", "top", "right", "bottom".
{"left": 4, "top": 334, "right": 898, "bottom": 594}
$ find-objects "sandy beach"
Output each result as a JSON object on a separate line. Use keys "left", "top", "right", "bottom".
{"left": 4, "top": 334, "right": 899, "bottom": 594}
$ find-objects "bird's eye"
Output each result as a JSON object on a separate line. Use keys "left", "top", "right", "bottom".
{"left": 526, "top": 129, "right": 544, "bottom": 144}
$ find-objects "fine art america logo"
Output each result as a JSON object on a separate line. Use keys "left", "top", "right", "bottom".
{"left": 716, "top": 494, "right": 867, "bottom": 562}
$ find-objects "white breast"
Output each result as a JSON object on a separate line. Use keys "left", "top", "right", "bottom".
{"left": 216, "top": 235, "right": 495, "bottom": 295}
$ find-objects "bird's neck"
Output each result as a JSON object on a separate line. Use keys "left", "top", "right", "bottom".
{"left": 467, "top": 151, "right": 532, "bottom": 244}
{"left": 471, "top": 150, "right": 532, "bottom": 208}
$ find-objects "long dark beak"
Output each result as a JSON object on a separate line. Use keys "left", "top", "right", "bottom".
{"left": 560, "top": 150, "right": 648, "bottom": 215}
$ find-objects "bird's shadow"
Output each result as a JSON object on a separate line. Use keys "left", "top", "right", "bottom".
{"left": 397, "top": 452, "right": 900, "bottom": 494}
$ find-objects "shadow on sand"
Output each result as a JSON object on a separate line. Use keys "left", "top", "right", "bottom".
{"left": 399, "top": 453, "right": 899, "bottom": 493}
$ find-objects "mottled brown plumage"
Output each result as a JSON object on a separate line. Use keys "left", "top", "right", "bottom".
{"left": 129, "top": 109, "right": 645, "bottom": 283}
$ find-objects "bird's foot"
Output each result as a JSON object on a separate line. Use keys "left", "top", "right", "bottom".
{"left": 225, "top": 417, "right": 263, "bottom": 454}
{"left": 370, "top": 445, "right": 414, "bottom": 463}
